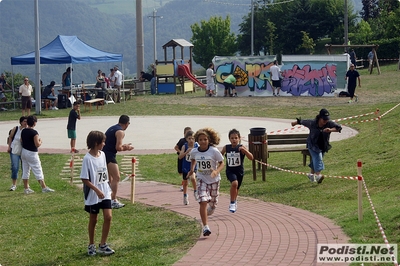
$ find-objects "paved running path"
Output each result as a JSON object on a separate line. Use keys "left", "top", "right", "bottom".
{"left": 118, "top": 181, "right": 349, "bottom": 266}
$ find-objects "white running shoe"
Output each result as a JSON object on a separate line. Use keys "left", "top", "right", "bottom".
{"left": 183, "top": 195, "right": 189, "bottom": 205}
{"left": 42, "top": 187, "right": 55, "bottom": 193}
{"left": 97, "top": 243, "right": 115, "bottom": 255}
{"left": 111, "top": 200, "right": 125, "bottom": 209}
{"left": 9, "top": 185, "right": 16, "bottom": 191}
{"left": 307, "top": 173, "right": 314, "bottom": 182}
{"left": 229, "top": 202, "right": 237, "bottom": 213}
{"left": 203, "top": 225, "right": 211, "bottom": 236}
{"left": 24, "top": 188, "right": 35, "bottom": 194}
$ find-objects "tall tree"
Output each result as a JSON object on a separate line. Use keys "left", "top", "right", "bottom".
{"left": 361, "top": 0, "right": 379, "bottom": 20}
{"left": 190, "top": 16, "right": 237, "bottom": 69}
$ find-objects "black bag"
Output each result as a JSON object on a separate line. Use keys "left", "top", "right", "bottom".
{"left": 58, "top": 94, "right": 68, "bottom": 109}
{"left": 339, "top": 91, "right": 350, "bottom": 97}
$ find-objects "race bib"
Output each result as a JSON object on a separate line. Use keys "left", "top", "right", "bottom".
{"left": 227, "top": 152, "right": 241, "bottom": 167}
{"left": 97, "top": 167, "right": 109, "bottom": 184}
{"left": 197, "top": 159, "right": 213, "bottom": 175}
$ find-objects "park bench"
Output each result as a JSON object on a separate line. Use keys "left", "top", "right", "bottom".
{"left": 84, "top": 98, "right": 104, "bottom": 112}
{"left": 267, "top": 133, "right": 311, "bottom": 166}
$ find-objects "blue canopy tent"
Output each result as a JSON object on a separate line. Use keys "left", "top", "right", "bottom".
{"left": 11, "top": 35, "right": 123, "bottom": 65}
{"left": 10, "top": 35, "right": 123, "bottom": 109}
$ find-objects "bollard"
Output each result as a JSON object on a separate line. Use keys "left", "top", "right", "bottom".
{"left": 248, "top": 128, "right": 267, "bottom": 181}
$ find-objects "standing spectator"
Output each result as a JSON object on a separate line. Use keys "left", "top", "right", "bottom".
{"left": 0, "top": 73, "right": 11, "bottom": 108}
{"left": 349, "top": 49, "right": 357, "bottom": 66}
{"left": 95, "top": 70, "right": 103, "bottom": 88}
{"left": 206, "top": 63, "right": 216, "bottom": 97}
{"left": 43, "top": 81, "right": 59, "bottom": 110}
{"left": 20, "top": 115, "right": 55, "bottom": 194}
{"left": 19, "top": 77, "right": 33, "bottom": 116}
{"left": 0, "top": 72, "right": 12, "bottom": 91}
{"left": 108, "top": 68, "right": 115, "bottom": 88}
{"left": 67, "top": 101, "right": 81, "bottom": 153}
{"left": 7, "top": 116, "right": 27, "bottom": 191}
{"left": 345, "top": 64, "right": 361, "bottom": 103}
{"left": 174, "top": 127, "right": 192, "bottom": 191}
{"left": 113, "top": 66, "right": 123, "bottom": 102}
{"left": 223, "top": 74, "right": 238, "bottom": 97}
{"left": 102, "top": 115, "right": 134, "bottom": 209}
{"left": 368, "top": 50, "right": 374, "bottom": 72}
{"left": 102, "top": 73, "right": 110, "bottom": 88}
{"left": 220, "top": 129, "right": 253, "bottom": 213}
{"left": 62, "top": 67, "right": 73, "bottom": 89}
{"left": 291, "top": 109, "right": 342, "bottom": 184}
{"left": 80, "top": 130, "right": 115, "bottom": 256}
{"left": 270, "top": 60, "right": 282, "bottom": 96}
{"left": 188, "top": 128, "right": 225, "bottom": 237}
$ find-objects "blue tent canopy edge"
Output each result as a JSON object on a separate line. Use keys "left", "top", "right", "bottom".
{"left": 11, "top": 35, "right": 123, "bottom": 65}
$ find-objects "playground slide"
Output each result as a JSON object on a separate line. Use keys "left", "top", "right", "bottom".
{"left": 177, "top": 64, "right": 206, "bottom": 89}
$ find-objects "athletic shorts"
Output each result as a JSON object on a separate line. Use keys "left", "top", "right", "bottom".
{"left": 67, "top": 129, "right": 76, "bottom": 139}
{"left": 177, "top": 157, "right": 183, "bottom": 174}
{"left": 272, "top": 80, "right": 281, "bottom": 88}
{"left": 85, "top": 199, "right": 112, "bottom": 214}
{"left": 226, "top": 170, "right": 244, "bottom": 190}
{"left": 21, "top": 96, "right": 32, "bottom": 109}
{"left": 105, "top": 152, "right": 117, "bottom": 164}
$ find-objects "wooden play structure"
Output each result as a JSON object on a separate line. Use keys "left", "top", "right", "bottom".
{"left": 325, "top": 44, "right": 381, "bottom": 74}
{"left": 155, "top": 39, "right": 206, "bottom": 94}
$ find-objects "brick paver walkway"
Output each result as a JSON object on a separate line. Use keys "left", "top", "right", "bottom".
{"left": 118, "top": 181, "right": 349, "bottom": 266}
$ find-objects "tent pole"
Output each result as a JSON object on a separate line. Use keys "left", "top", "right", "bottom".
{"left": 12, "top": 66, "right": 15, "bottom": 110}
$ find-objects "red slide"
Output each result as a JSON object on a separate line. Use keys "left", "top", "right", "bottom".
{"left": 177, "top": 64, "right": 206, "bottom": 89}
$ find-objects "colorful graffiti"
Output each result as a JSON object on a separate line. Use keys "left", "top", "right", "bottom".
{"left": 213, "top": 56, "right": 347, "bottom": 97}
{"left": 281, "top": 64, "right": 337, "bottom": 96}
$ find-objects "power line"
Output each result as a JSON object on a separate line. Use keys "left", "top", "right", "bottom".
{"left": 203, "top": 0, "right": 295, "bottom": 7}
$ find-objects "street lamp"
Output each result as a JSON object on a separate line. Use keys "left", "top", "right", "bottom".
{"left": 251, "top": 0, "right": 254, "bottom": 56}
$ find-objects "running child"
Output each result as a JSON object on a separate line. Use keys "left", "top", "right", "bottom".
{"left": 80, "top": 130, "right": 114, "bottom": 256}
{"left": 221, "top": 129, "right": 253, "bottom": 213}
{"left": 188, "top": 127, "right": 224, "bottom": 237}
{"left": 174, "top": 126, "right": 192, "bottom": 191}
{"left": 179, "top": 130, "right": 199, "bottom": 205}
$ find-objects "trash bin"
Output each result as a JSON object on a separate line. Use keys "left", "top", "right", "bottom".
{"left": 248, "top": 127, "right": 267, "bottom": 181}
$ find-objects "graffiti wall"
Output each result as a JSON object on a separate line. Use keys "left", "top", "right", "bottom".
{"left": 212, "top": 55, "right": 349, "bottom": 97}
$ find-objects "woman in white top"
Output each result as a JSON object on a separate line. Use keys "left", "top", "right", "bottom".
{"left": 7, "top": 116, "right": 27, "bottom": 191}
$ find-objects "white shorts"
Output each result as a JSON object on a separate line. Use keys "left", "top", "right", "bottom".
{"left": 206, "top": 83, "right": 215, "bottom": 91}
{"left": 21, "top": 148, "right": 44, "bottom": 180}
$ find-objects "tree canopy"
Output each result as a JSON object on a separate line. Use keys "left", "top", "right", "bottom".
{"left": 190, "top": 16, "right": 237, "bottom": 69}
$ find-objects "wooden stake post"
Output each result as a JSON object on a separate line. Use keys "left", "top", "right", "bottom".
{"left": 357, "top": 159, "right": 363, "bottom": 222}
{"left": 130, "top": 157, "right": 136, "bottom": 203}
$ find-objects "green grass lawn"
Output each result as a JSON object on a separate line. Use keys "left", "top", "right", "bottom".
{"left": 1, "top": 64, "right": 400, "bottom": 265}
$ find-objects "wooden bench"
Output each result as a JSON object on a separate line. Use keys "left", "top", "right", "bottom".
{"left": 267, "top": 133, "right": 311, "bottom": 166}
{"left": 84, "top": 98, "right": 104, "bottom": 112}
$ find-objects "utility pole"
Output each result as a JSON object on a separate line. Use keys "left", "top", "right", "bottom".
{"left": 136, "top": 0, "right": 144, "bottom": 89}
{"left": 148, "top": 9, "right": 163, "bottom": 62}
{"left": 251, "top": 0, "right": 254, "bottom": 56}
{"left": 34, "top": 0, "right": 41, "bottom": 114}
{"left": 344, "top": 0, "right": 349, "bottom": 51}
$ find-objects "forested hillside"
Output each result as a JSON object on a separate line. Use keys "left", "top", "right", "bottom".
{"left": 0, "top": 0, "right": 361, "bottom": 85}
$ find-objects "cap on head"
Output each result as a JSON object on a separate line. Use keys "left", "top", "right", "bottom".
{"left": 50, "top": 81, "right": 55, "bottom": 86}
{"left": 319, "top": 108, "right": 330, "bottom": 120}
